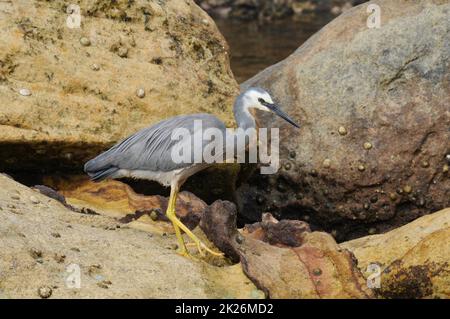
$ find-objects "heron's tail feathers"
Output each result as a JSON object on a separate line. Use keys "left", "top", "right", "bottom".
{"left": 84, "top": 158, "right": 119, "bottom": 182}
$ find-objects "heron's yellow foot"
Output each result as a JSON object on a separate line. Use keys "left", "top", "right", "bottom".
{"left": 168, "top": 215, "right": 223, "bottom": 257}
{"left": 165, "top": 185, "right": 223, "bottom": 258}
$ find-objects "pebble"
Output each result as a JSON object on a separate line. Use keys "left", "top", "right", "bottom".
{"left": 389, "top": 192, "right": 397, "bottom": 201}
{"left": 283, "top": 162, "right": 292, "bottom": 170}
{"left": 443, "top": 164, "right": 449, "bottom": 173}
{"left": 358, "top": 164, "right": 366, "bottom": 172}
{"left": 235, "top": 233, "right": 244, "bottom": 244}
{"left": 368, "top": 227, "right": 377, "bottom": 235}
{"left": 136, "top": 88, "right": 145, "bottom": 98}
{"left": 38, "top": 286, "right": 52, "bottom": 299}
{"left": 338, "top": 126, "right": 347, "bottom": 135}
{"left": 91, "top": 63, "right": 100, "bottom": 71}
{"left": 363, "top": 142, "right": 372, "bottom": 150}
{"left": 30, "top": 248, "right": 42, "bottom": 259}
{"left": 446, "top": 154, "right": 450, "bottom": 163}
{"left": 149, "top": 210, "right": 158, "bottom": 221}
{"left": 30, "top": 196, "right": 40, "bottom": 204}
{"left": 420, "top": 160, "right": 429, "bottom": 168}
{"left": 312, "top": 268, "right": 322, "bottom": 276}
{"left": 79, "top": 37, "right": 91, "bottom": 46}
{"left": 11, "top": 194, "right": 20, "bottom": 200}
{"left": 403, "top": 185, "right": 412, "bottom": 194}
{"left": 322, "top": 158, "right": 331, "bottom": 168}
{"left": 19, "top": 88, "right": 31, "bottom": 96}
{"left": 288, "top": 150, "right": 296, "bottom": 159}
{"left": 117, "top": 47, "right": 128, "bottom": 58}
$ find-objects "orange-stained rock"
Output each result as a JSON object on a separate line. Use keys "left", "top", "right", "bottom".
{"left": 201, "top": 201, "right": 374, "bottom": 298}
{"left": 341, "top": 208, "right": 450, "bottom": 298}
{"left": 43, "top": 176, "right": 207, "bottom": 234}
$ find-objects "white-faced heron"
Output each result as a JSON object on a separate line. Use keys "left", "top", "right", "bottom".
{"left": 84, "top": 87, "right": 299, "bottom": 257}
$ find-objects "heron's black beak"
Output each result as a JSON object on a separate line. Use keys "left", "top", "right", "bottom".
{"left": 262, "top": 101, "right": 300, "bottom": 128}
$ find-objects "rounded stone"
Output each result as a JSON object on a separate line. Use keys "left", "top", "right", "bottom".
{"left": 136, "top": 88, "right": 145, "bottom": 98}
{"left": 358, "top": 164, "right": 366, "bottom": 172}
{"left": 363, "top": 142, "right": 373, "bottom": 150}
{"left": 117, "top": 47, "right": 128, "bottom": 58}
{"left": 312, "top": 268, "right": 322, "bottom": 276}
{"left": 79, "top": 37, "right": 91, "bottom": 46}
{"left": 421, "top": 160, "right": 430, "bottom": 168}
{"left": 389, "top": 192, "right": 397, "bottom": 201}
{"left": 403, "top": 185, "right": 412, "bottom": 194}
{"left": 442, "top": 164, "right": 448, "bottom": 173}
{"left": 30, "top": 196, "right": 40, "bottom": 204}
{"left": 283, "top": 162, "right": 292, "bottom": 170}
{"left": 338, "top": 126, "right": 347, "bottom": 135}
{"left": 19, "top": 88, "right": 31, "bottom": 96}
{"left": 38, "top": 286, "right": 52, "bottom": 299}
{"left": 149, "top": 210, "right": 158, "bottom": 221}
{"left": 91, "top": 63, "right": 100, "bottom": 71}
{"left": 322, "top": 158, "right": 331, "bottom": 168}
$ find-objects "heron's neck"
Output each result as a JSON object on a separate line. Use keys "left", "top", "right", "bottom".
{"left": 233, "top": 96, "right": 256, "bottom": 130}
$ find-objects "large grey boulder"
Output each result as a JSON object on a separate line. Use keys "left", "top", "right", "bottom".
{"left": 237, "top": 0, "right": 450, "bottom": 241}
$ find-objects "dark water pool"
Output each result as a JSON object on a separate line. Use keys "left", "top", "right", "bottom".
{"left": 215, "top": 14, "right": 335, "bottom": 83}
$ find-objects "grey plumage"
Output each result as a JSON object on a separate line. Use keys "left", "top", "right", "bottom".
{"left": 84, "top": 113, "right": 226, "bottom": 181}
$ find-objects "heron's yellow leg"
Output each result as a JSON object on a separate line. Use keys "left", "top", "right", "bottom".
{"left": 166, "top": 185, "right": 223, "bottom": 257}
{"left": 166, "top": 185, "right": 187, "bottom": 256}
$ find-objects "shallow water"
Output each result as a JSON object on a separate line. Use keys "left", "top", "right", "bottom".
{"left": 215, "top": 14, "right": 335, "bottom": 83}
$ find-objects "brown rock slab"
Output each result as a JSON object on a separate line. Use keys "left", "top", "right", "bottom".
{"left": 200, "top": 200, "right": 374, "bottom": 298}
{"left": 341, "top": 208, "right": 450, "bottom": 298}
{"left": 44, "top": 176, "right": 207, "bottom": 234}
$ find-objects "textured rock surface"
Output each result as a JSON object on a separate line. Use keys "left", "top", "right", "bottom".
{"left": 0, "top": 0, "right": 238, "bottom": 172}
{"left": 201, "top": 201, "right": 374, "bottom": 298}
{"left": 341, "top": 208, "right": 450, "bottom": 299}
{"left": 237, "top": 0, "right": 450, "bottom": 240}
{"left": 0, "top": 174, "right": 263, "bottom": 299}
{"left": 43, "top": 175, "right": 208, "bottom": 233}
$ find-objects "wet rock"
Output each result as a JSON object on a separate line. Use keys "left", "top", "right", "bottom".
{"left": 0, "top": 0, "right": 238, "bottom": 172}
{"left": 237, "top": 1, "right": 450, "bottom": 239}
{"left": 341, "top": 208, "right": 450, "bottom": 299}
{"left": 200, "top": 200, "right": 241, "bottom": 262}
{"left": 200, "top": 200, "right": 373, "bottom": 298}
{"left": 246, "top": 213, "right": 311, "bottom": 247}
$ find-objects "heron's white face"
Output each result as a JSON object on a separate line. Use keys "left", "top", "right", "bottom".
{"left": 244, "top": 88, "right": 274, "bottom": 112}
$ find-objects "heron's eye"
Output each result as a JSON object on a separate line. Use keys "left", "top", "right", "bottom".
{"left": 258, "top": 98, "right": 266, "bottom": 104}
